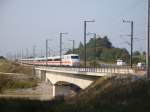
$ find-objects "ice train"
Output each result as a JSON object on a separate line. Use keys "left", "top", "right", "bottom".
{"left": 19, "top": 54, "right": 80, "bottom": 66}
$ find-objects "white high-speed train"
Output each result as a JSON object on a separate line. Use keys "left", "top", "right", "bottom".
{"left": 19, "top": 54, "right": 80, "bottom": 66}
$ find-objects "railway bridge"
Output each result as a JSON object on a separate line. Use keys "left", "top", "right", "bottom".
{"left": 35, "top": 66, "right": 134, "bottom": 97}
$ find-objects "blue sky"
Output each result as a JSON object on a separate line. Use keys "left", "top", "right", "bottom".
{"left": 0, "top": 0, "right": 147, "bottom": 57}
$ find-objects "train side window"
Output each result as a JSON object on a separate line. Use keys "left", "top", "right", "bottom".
{"left": 54, "top": 58, "right": 61, "bottom": 61}
{"left": 71, "top": 56, "right": 79, "bottom": 59}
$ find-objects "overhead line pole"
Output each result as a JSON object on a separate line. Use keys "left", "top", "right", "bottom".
{"left": 60, "top": 33, "right": 62, "bottom": 67}
{"left": 84, "top": 21, "right": 86, "bottom": 70}
{"left": 131, "top": 21, "right": 133, "bottom": 68}
{"left": 46, "top": 39, "right": 48, "bottom": 66}
{"left": 123, "top": 20, "right": 134, "bottom": 68}
{"left": 60, "top": 32, "right": 68, "bottom": 67}
{"left": 46, "top": 39, "right": 52, "bottom": 66}
{"left": 94, "top": 33, "right": 96, "bottom": 69}
{"left": 73, "top": 40, "right": 75, "bottom": 54}
{"left": 147, "top": 0, "right": 150, "bottom": 77}
{"left": 26, "top": 48, "right": 29, "bottom": 58}
{"left": 69, "top": 39, "right": 75, "bottom": 54}
{"left": 84, "top": 20, "right": 95, "bottom": 71}
{"left": 32, "top": 45, "right": 36, "bottom": 58}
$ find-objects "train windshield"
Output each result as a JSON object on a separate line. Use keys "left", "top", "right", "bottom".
{"left": 71, "top": 56, "right": 79, "bottom": 59}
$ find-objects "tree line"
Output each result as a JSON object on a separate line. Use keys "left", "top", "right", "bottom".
{"left": 66, "top": 35, "right": 145, "bottom": 66}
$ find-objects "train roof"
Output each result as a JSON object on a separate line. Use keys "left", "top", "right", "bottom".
{"left": 64, "top": 54, "right": 79, "bottom": 56}
{"left": 20, "top": 54, "right": 79, "bottom": 60}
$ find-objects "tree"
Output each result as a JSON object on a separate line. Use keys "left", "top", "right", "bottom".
{"left": 133, "top": 51, "right": 140, "bottom": 56}
{"left": 65, "top": 35, "right": 130, "bottom": 64}
{"left": 0, "top": 56, "right": 5, "bottom": 59}
{"left": 102, "top": 36, "right": 112, "bottom": 48}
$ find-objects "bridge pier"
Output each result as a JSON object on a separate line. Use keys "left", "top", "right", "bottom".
{"left": 44, "top": 77, "right": 56, "bottom": 98}
{"left": 35, "top": 69, "right": 56, "bottom": 97}
{"left": 35, "top": 69, "right": 41, "bottom": 79}
{"left": 52, "top": 84, "right": 55, "bottom": 98}
{"left": 41, "top": 70, "right": 46, "bottom": 81}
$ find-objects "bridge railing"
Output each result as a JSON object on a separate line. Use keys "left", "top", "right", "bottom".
{"left": 36, "top": 65, "right": 134, "bottom": 74}
{"left": 75, "top": 66, "right": 131, "bottom": 74}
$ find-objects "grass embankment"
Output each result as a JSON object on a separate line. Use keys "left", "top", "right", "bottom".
{"left": 0, "top": 74, "right": 37, "bottom": 93}
{"left": 0, "top": 58, "right": 33, "bottom": 74}
{"left": 57, "top": 77, "right": 150, "bottom": 112}
{"left": 0, "top": 58, "right": 37, "bottom": 93}
{"left": 0, "top": 76, "right": 150, "bottom": 112}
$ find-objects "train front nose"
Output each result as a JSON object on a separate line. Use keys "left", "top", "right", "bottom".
{"left": 71, "top": 59, "right": 80, "bottom": 66}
